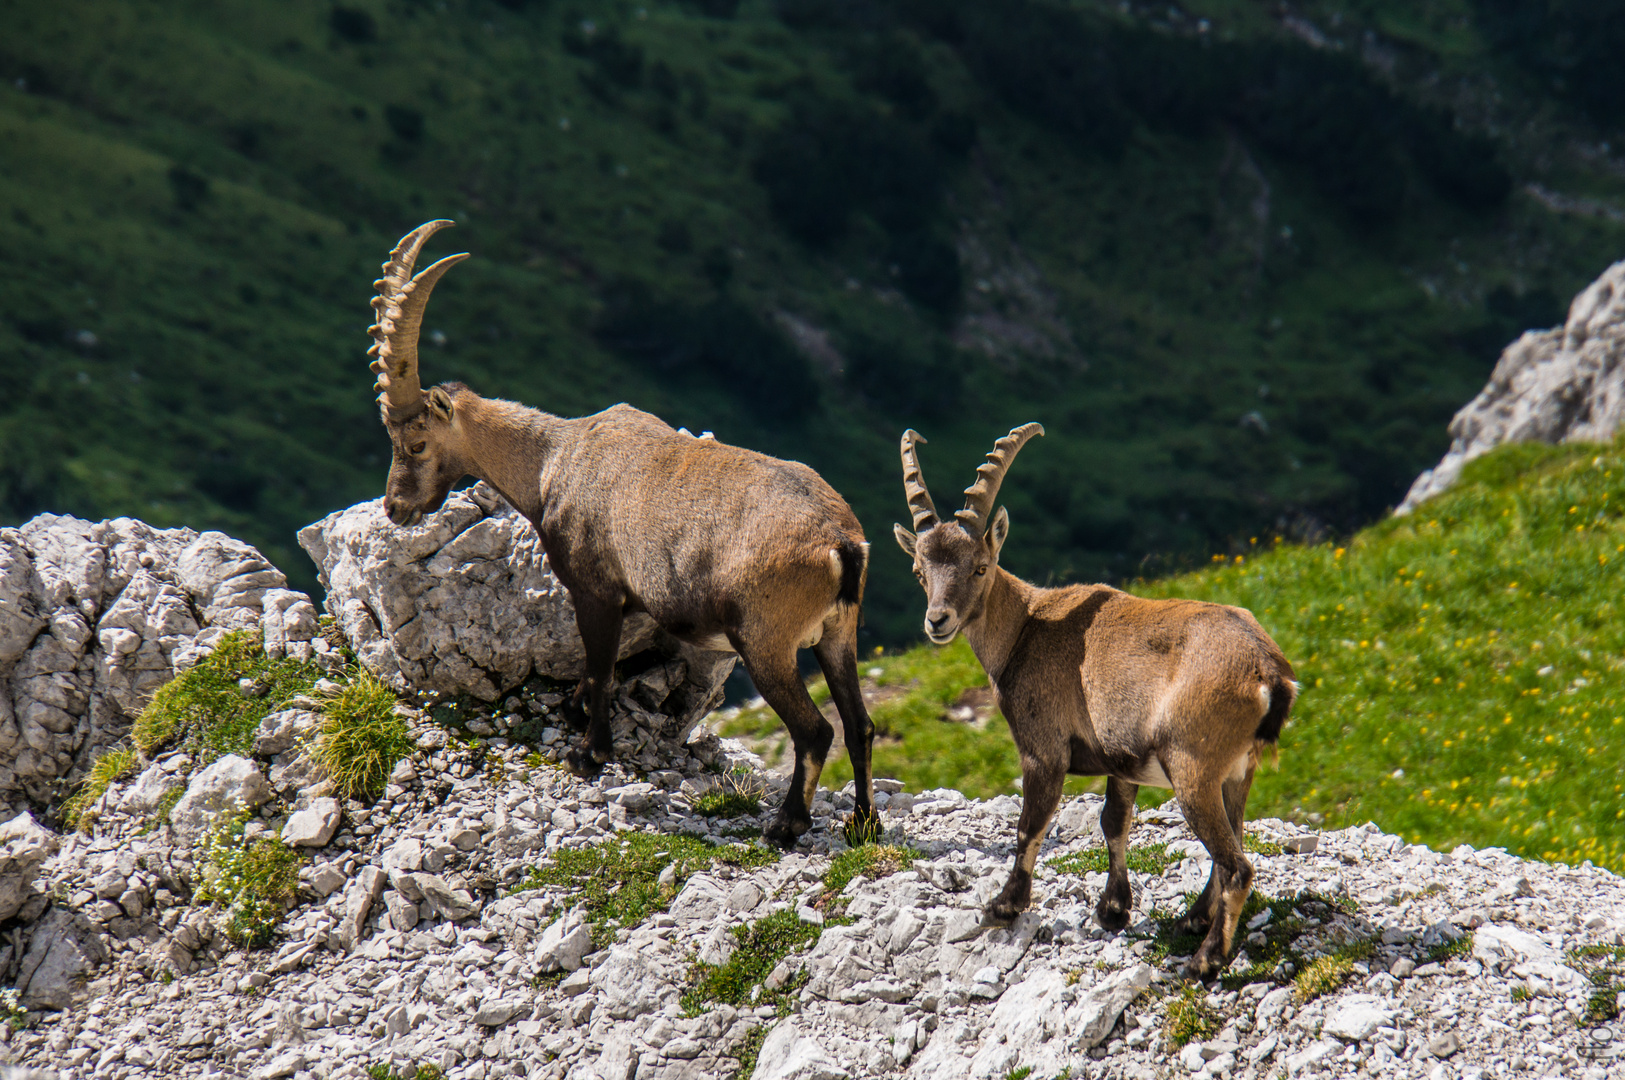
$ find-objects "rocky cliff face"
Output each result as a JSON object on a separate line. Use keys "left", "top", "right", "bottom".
{"left": 1399, "top": 260, "right": 1625, "bottom": 513}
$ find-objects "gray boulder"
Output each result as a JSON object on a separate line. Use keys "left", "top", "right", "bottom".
{"left": 0, "top": 812, "right": 56, "bottom": 921}
{"left": 298, "top": 483, "right": 734, "bottom": 738}
{"left": 1399, "top": 258, "right": 1625, "bottom": 512}
{"left": 168, "top": 755, "right": 272, "bottom": 843}
{"left": 14, "top": 907, "right": 109, "bottom": 1010}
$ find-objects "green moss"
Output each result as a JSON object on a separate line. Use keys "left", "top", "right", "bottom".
{"left": 515, "top": 833, "right": 777, "bottom": 947}
{"left": 309, "top": 667, "right": 414, "bottom": 801}
{"left": 1294, "top": 939, "right": 1377, "bottom": 1002}
{"left": 60, "top": 746, "right": 140, "bottom": 832}
{"left": 1049, "top": 844, "right": 1173, "bottom": 877}
{"left": 131, "top": 631, "right": 319, "bottom": 759}
{"left": 1425, "top": 931, "right": 1475, "bottom": 965}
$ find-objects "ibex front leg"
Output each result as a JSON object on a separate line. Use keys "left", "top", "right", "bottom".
{"left": 988, "top": 753, "right": 1064, "bottom": 921}
{"left": 563, "top": 596, "right": 623, "bottom": 776}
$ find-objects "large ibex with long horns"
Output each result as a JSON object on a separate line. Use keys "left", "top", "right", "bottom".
{"left": 893, "top": 424, "right": 1298, "bottom": 978}
{"left": 366, "top": 220, "right": 879, "bottom": 846}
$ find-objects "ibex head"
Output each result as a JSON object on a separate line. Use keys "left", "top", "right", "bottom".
{"left": 893, "top": 423, "right": 1044, "bottom": 643}
{"left": 368, "top": 220, "right": 471, "bottom": 526}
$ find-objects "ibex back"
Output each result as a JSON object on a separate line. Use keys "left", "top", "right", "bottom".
{"left": 894, "top": 424, "right": 1297, "bottom": 978}
{"left": 364, "top": 220, "right": 879, "bottom": 846}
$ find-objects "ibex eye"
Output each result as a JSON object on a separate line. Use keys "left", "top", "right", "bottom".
{"left": 975, "top": 566, "right": 988, "bottom": 576}
{"left": 409, "top": 442, "right": 427, "bottom": 455}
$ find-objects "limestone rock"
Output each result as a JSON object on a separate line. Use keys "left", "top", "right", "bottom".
{"left": 14, "top": 907, "right": 109, "bottom": 1010}
{"left": 0, "top": 811, "right": 55, "bottom": 922}
{"left": 297, "top": 485, "right": 734, "bottom": 732}
{"left": 535, "top": 907, "right": 594, "bottom": 973}
{"left": 1400, "top": 259, "right": 1625, "bottom": 512}
{"left": 280, "top": 797, "right": 341, "bottom": 847}
{"left": 168, "top": 755, "right": 271, "bottom": 843}
{"left": 749, "top": 1019, "right": 850, "bottom": 1080}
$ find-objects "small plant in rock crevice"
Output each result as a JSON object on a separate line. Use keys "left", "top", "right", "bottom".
{"left": 1164, "top": 983, "right": 1220, "bottom": 1046}
{"left": 820, "top": 842, "right": 919, "bottom": 902}
{"left": 1049, "top": 843, "right": 1173, "bottom": 877}
{"left": 308, "top": 667, "right": 415, "bottom": 801}
{"left": 681, "top": 907, "right": 831, "bottom": 1015}
{"left": 694, "top": 769, "right": 763, "bottom": 818}
{"left": 364, "top": 1065, "right": 445, "bottom": 1080}
{"left": 194, "top": 806, "right": 302, "bottom": 947}
{"left": 1568, "top": 944, "right": 1625, "bottom": 1022}
{"left": 1294, "top": 939, "right": 1377, "bottom": 1002}
{"left": 0, "top": 987, "right": 27, "bottom": 1032}
{"left": 514, "top": 833, "right": 777, "bottom": 947}
{"left": 60, "top": 746, "right": 140, "bottom": 832}
{"left": 728, "top": 1025, "right": 769, "bottom": 1080}
{"left": 1424, "top": 930, "right": 1475, "bottom": 965}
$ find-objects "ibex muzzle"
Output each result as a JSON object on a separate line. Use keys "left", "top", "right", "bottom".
{"left": 896, "top": 424, "right": 1298, "bottom": 980}
{"left": 363, "top": 221, "right": 882, "bottom": 848}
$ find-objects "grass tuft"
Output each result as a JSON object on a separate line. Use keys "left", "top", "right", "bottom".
{"left": 308, "top": 668, "right": 414, "bottom": 801}
{"left": 1164, "top": 984, "right": 1221, "bottom": 1046}
{"left": 60, "top": 746, "right": 140, "bottom": 832}
{"left": 1294, "top": 939, "right": 1376, "bottom": 1002}
{"left": 364, "top": 1066, "right": 445, "bottom": 1080}
{"left": 1050, "top": 843, "right": 1173, "bottom": 876}
{"left": 681, "top": 907, "right": 828, "bottom": 1015}
{"left": 694, "top": 770, "right": 764, "bottom": 818}
{"left": 822, "top": 842, "right": 918, "bottom": 899}
{"left": 515, "top": 833, "right": 777, "bottom": 947}
{"left": 194, "top": 808, "right": 302, "bottom": 947}
{"left": 1424, "top": 930, "right": 1474, "bottom": 965}
{"left": 131, "top": 631, "right": 319, "bottom": 759}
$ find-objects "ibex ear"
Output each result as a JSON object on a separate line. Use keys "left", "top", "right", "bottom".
{"left": 893, "top": 523, "right": 918, "bottom": 559}
{"left": 986, "top": 506, "right": 1010, "bottom": 558}
{"left": 427, "top": 386, "right": 454, "bottom": 420}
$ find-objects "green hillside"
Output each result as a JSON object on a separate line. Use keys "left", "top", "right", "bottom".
{"left": 3, "top": 0, "right": 1625, "bottom": 643}
{"left": 728, "top": 435, "right": 1625, "bottom": 873}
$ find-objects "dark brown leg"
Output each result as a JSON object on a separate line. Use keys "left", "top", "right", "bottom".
{"left": 988, "top": 754, "right": 1065, "bottom": 921}
{"left": 812, "top": 610, "right": 878, "bottom": 840}
{"left": 1095, "top": 775, "right": 1140, "bottom": 931}
{"left": 737, "top": 641, "right": 834, "bottom": 849}
{"left": 563, "top": 597, "right": 623, "bottom": 776}
{"left": 1176, "top": 766, "right": 1257, "bottom": 938}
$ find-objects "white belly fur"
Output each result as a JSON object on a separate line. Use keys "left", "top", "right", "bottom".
{"left": 1130, "top": 748, "right": 1252, "bottom": 790}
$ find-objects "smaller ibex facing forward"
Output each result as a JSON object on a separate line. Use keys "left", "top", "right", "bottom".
{"left": 364, "top": 220, "right": 879, "bottom": 846}
{"left": 893, "top": 425, "right": 1297, "bottom": 978}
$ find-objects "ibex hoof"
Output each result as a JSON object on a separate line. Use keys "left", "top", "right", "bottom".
{"left": 762, "top": 814, "right": 811, "bottom": 850}
{"left": 1181, "top": 952, "right": 1225, "bottom": 981}
{"left": 1095, "top": 899, "right": 1132, "bottom": 932}
{"left": 984, "top": 894, "right": 1026, "bottom": 923}
{"left": 563, "top": 747, "right": 607, "bottom": 778}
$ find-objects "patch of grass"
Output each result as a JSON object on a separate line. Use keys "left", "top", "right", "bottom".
{"left": 193, "top": 808, "right": 302, "bottom": 948}
{"left": 694, "top": 770, "right": 763, "bottom": 818}
{"left": 1050, "top": 844, "right": 1173, "bottom": 876}
{"left": 514, "top": 833, "right": 777, "bottom": 947}
{"left": 1294, "top": 939, "right": 1377, "bottom": 1002}
{"left": 1244, "top": 835, "right": 1284, "bottom": 857}
{"left": 364, "top": 1066, "right": 445, "bottom": 1080}
{"left": 1510, "top": 984, "right": 1532, "bottom": 1003}
{"left": 308, "top": 668, "right": 415, "bottom": 801}
{"left": 1004, "top": 1068, "right": 1034, "bottom": 1080}
{"left": 1218, "top": 891, "right": 1308, "bottom": 990}
{"left": 729, "top": 1025, "right": 769, "bottom": 1080}
{"left": 1164, "top": 984, "right": 1221, "bottom": 1046}
{"left": 131, "top": 631, "right": 319, "bottom": 759}
{"left": 60, "top": 746, "right": 140, "bottom": 832}
{"left": 1424, "top": 930, "right": 1474, "bottom": 965}
{"left": 0, "top": 987, "right": 26, "bottom": 1032}
{"left": 822, "top": 842, "right": 919, "bottom": 899}
{"left": 681, "top": 907, "right": 827, "bottom": 1015}
{"left": 1566, "top": 944, "right": 1625, "bottom": 1022}
{"left": 840, "top": 811, "right": 885, "bottom": 848}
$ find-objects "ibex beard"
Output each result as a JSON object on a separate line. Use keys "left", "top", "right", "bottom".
{"left": 894, "top": 423, "right": 1298, "bottom": 979}
{"left": 364, "top": 220, "right": 880, "bottom": 848}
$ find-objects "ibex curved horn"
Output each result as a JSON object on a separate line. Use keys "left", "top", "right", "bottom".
{"left": 955, "top": 422, "right": 1045, "bottom": 535}
{"left": 900, "top": 429, "right": 940, "bottom": 531}
{"left": 369, "top": 220, "right": 469, "bottom": 420}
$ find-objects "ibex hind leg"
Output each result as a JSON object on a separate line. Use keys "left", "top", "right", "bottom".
{"left": 562, "top": 598, "right": 624, "bottom": 777}
{"left": 1173, "top": 778, "right": 1254, "bottom": 980}
{"left": 737, "top": 640, "right": 834, "bottom": 849}
{"left": 812, "top": 608, "right": 879, "bottom": 842}
{"left": 988, "top": 756, "right": 1065, "bottom": 922}
{"left": 1095, "top": 776, "right": 1139, "bottom": 931}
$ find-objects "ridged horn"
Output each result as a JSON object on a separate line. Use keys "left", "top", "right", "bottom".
{"left": 900, "top": 429, "right": 940, "bottom": 531}
{"left": 955, "top": 422, "right": 1045, "bottom": 535}
{"left": 368, "top": 220, "right": 469, "bottom": 420}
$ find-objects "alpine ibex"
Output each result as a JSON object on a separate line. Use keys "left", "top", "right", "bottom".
{"left": 364, "top": 220, "right": 879, "bottom": 846}
{"left": 893, "top": 424, "right": 1297, "bottom": 978}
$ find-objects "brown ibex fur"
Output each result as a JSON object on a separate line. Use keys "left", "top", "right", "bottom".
{"left": 893, "top": 424, "right": 1297, "bottom": 978}
{"left": 365, "top": 220, "right": 879, "bottom": 846}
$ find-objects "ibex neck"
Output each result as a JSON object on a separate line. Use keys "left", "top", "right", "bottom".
{"left": 456, "top": 395, "right": 561, "bottom": 521}
{"left": 962, "top": 568, "right": 1039, "bottom": 685}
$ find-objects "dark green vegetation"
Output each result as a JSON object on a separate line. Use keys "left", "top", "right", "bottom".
{"left": 4, "top": 1, "right": 1624, "bottom": 641}
{"left": 680, "top": 907, "right": 825, "bottom": 1014}
{"left": 194, "top": 807, "right": 305, "bottom": 946}
{"left": 1568, "top": 944, "right": 1625, "bottom": 1022}
{"left": 131, "top": 631, "right": 320, "bottom": 759}
{"left": 749, "top": 436, "right": 1625, "bottom": 873}
{"left": 308, "top": 668, "right": 416, "bottom": 800}
{"left": 515, "top": 832, "right": 778, "bottom": 947}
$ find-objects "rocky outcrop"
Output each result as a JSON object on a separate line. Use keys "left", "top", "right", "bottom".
{"left": 1399, "top": 259, "right": 1625, "bottom": 512}
{"left": 0, "top": 516, "right": 331, "bottom": 807}
{"left": 300, "top": 483, "right": 669, "bottom": 701}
